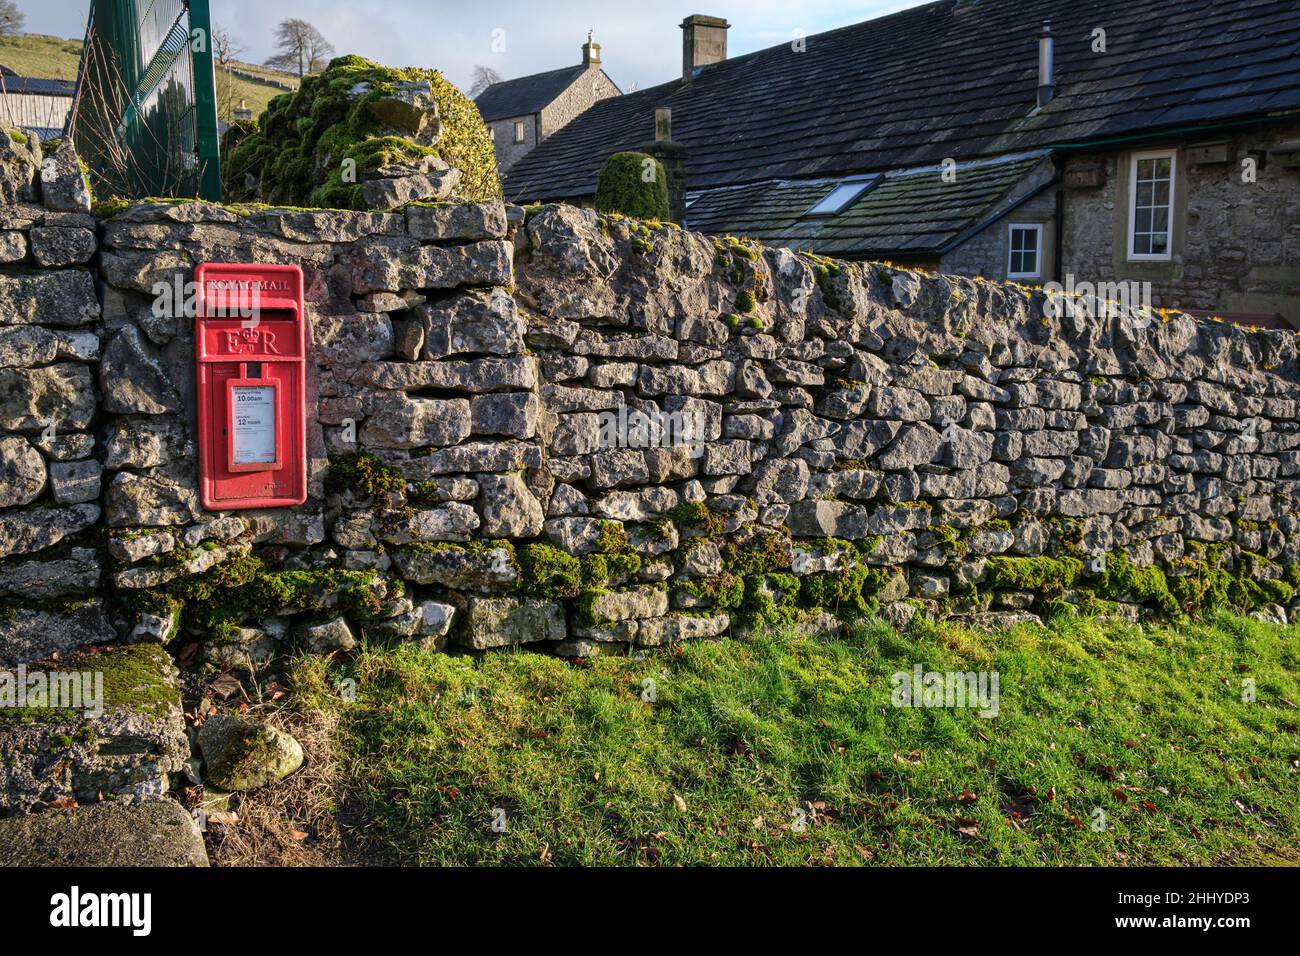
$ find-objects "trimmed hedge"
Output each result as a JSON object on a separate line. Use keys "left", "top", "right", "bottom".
{"left": 594, "top": 151, "right": 669, "bottom": 220}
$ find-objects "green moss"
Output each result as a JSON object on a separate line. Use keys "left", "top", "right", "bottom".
{"left": 594, "top": 151, "right": 669, "bottom": 221}
{"left": 595, "top": 521, "right": 630, "bottom": 554}
{"left": 734, "top": 290, "right": 755, "bottom": 314}
{"left": 984, "top": 556, "right": 1084, "bottom": 596}
{"left": 722, "top": 529, "right": 793, "bottom": 577}
{"left": 1096, "top": 552, "right": 1180, "bottom": 618}
{"left": 223, "top": 54, "right": 500, "bottom": 208}
{"left": 518, "top": 543, "right": 583, "bottom": 599}
{"left": 7, "top": 129, "right": 27, "bottom": 144}
{"left": 667, "top": 501, "right": 726, "bottom": 536}
{"left": 327, "top": 451, "right": 406, "bottom": 500}
{"left": 55, "top": 644, "right": 181, "bottom": 719}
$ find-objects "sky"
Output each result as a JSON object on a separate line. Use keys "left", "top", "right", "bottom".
{"left": 18, "top": 0, "right": 922, "bottom": 93}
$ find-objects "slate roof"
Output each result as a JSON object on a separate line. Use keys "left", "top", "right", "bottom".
{"left": 683, "top": 152, "right": 1056, "bottom": 259}
{"left": 0, "top": 76, "right": 76, "bottom": 96}
{"left": 505, "top": 0, "right": 1300, "bottom": 203}
{"left": 474, "top": 64, "right": 590, "bottom": 121}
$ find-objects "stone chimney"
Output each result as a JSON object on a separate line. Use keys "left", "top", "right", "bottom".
{"left": 642, "top": 107, "right": 687, "bottom": 223}
{"left": 1037, "top": 20, "right": 1055, "bottom": 109}
{"left": 681, "top": 14, "right": 729, "bottom": 80}
{"left": 583, "top": 30, "right": 601, "bottom": 67}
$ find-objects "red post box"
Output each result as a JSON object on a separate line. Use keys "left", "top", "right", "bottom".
{"left": 195, "top": 263, "right": 307, "bottom": 510}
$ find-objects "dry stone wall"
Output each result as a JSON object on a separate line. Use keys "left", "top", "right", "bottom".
{"left": 5, "top": 182, "right": 1300, "bottom": 683}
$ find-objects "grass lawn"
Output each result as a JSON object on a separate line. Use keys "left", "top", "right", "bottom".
{"left": 289, "top": 612, "right": 1300, "bottom": 866}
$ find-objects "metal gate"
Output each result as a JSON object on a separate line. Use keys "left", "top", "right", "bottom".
{"left": 70, "top": 0, "right": 221, "bottom": 201}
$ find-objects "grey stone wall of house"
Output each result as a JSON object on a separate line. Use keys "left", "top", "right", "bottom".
{"left": 940, "top": 189, "right": 1059, "bottom": 283}
{"left": 1060, "top": 122, "right": 1300, "bottom": 325}
{"left": 485, "top": 65, "right": 619, "bottom": 174}
{"left": 540, "top": 69, "right": 620, "bottom": 138}
{"left": 487, "top": 114, "right": 539, "bottom": 173}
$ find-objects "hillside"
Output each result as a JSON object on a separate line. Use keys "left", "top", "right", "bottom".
{"left": 0, "top": 32, "right": 299, "bottom": 122}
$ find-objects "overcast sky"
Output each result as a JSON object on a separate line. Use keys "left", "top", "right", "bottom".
{"left": 19, "top": 0, "right": 920, "bottom": 92}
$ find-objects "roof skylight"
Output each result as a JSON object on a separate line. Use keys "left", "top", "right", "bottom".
{"left": 803, "top": 175, "right": 879, "bottom": 217}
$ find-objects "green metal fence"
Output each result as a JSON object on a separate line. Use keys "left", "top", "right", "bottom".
{"left": 71, "top": 0, "right": 221, "bottom": 201}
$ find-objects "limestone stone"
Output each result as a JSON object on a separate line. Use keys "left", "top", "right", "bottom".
{"left": 0, "top": 363, "right": 96, "bottom": 432}
{"left": 0, "top": 644, "right": 186, "bottom": 811}
{"left": 100, "top": 324, "right": 181, "bottom": 415}
{"left": 199, "top": 715, "right": 304, "bottom": 791}
{"left": 0, "top": 502, "right": 99, "bottom": 558}
{"left": 38, "top": 141, "right": 92, "bottom": 212}
{"left": 0, "top": 799, "right": 208, "bottom": 867}
{"left": 297, "top": 616, "right": 357, "bottom": 653}
{"left": 461, "top": 596, "right": 565, "bottom": 649}
{"left": 0, "top": 436, "right": 45, "bottom": 507}
{"left": 477, "top": 472, "right": 544, "bottom": 538}
{"left": 0, "top": 269, "right": 99, "bottom": 327}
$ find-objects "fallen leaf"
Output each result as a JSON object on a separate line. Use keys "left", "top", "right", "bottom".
{"left": 210, "top": 673, "right": 242, "bottom": 700}
{"left": 957, "top": 825, "right": 979, "bottom": 839}
{"left": 673, "top": 793, "right": 687, "bottom": 813}
{"left": 207, "top": 810, "right": 239, "bottom": 825}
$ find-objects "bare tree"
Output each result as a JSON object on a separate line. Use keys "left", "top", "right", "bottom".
{"left": 265, "top": 18, "right": 334, "bottom": 78}
{"left": 212, "top": 25, "right": 246, "bottom": 119}
{"left": 213, "top": 25, "right": 245, "bottom": 67}
{"left": 469, "top": 65, "right": 504, "bottom": 98}
{"left": 0, "top": 0, "right": 25, "bottom": 36}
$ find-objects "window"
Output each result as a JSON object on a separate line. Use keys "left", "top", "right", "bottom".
{"left": 1007, "top": 223, "right": 1043, "bottom": 279}
{"left": 803, "top": 175, "right": 878, "bottom": 217}
{"left": 1128, "top": 150, "right": 1175, "bottom": 260}
{"left": 513, "top": 121, "right": 526, "bottom": 144}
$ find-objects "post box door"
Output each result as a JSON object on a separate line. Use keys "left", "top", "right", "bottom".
{"left": 195, "top": 263, "right": 307, "bottom": 510}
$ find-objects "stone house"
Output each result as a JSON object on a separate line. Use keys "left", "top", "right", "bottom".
{"left": 504, "top": 1, "right": 1300, "bottom": 328}
{"left": 474, "top": 34, "right": 621, "bottom": 173}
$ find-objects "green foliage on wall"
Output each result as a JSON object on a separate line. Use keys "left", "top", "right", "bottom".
{"left": 221, "top": 54, "right": 501, "bottom": 209}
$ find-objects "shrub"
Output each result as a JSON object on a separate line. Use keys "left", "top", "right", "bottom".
{"left": 594, "top": 151, "right": 669, "bottom": 220}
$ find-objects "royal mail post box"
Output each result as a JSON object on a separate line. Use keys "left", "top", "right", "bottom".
{"left": 195, "top": 263, "right": 307, "bottom": 510}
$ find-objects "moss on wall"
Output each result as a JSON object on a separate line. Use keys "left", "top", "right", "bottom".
{"left": 221, "top": 54, "right": 500, "bottom": 208}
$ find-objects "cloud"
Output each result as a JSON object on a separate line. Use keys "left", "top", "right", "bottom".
{"left": 22, "top": 0, "right": 919, "bottom": 94}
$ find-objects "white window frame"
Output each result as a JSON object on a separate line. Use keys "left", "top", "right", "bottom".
{"left": 1127, "top": 149, "right": 1176, "bottom": 262}
{"left": 1006, "top": 223, "right": 1043, "bottom": 279}
{"left": 513, "top": 121, "right": 526, "bottom": 144}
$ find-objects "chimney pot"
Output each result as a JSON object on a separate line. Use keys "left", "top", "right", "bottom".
{"left": 655, "top": 107, "right": 672, "bottom": 142}
{"left": 681, "top": 14, "right": 730, "bottom": 81}
{"left": 1037, "top": 20, "right": 1055, "bottom": 108}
